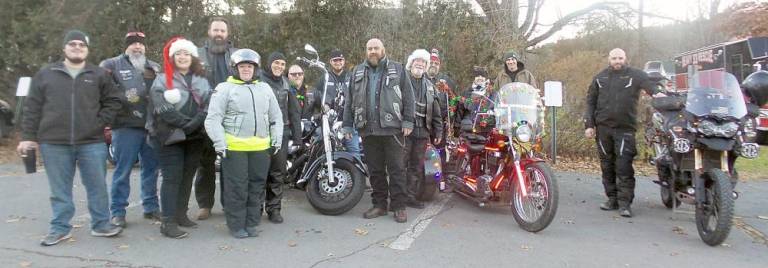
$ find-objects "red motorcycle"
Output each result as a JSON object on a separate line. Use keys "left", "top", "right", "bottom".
{"left": 445, "top": 82, "right": 558, "bottom": 232}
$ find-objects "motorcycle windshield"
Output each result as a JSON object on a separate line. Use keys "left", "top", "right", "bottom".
{"left": 494, "top": 82, "right": 543, "bottom": 133}
{"left": 685, "top": 71, "right": 746, "bottom": 119}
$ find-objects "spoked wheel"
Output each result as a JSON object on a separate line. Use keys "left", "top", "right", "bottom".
{"left": 695, "top": 169, "right": 734, "bottom": 246}
{"left": 306, "top": 159, "right": 365, "bottom": 215}
{"left": 511, "top": 162, "right": 559, "bottom": 233}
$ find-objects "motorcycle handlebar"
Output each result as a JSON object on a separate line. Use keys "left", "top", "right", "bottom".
{"left": 296, "top": 57, "right": 326, "bottom": 70}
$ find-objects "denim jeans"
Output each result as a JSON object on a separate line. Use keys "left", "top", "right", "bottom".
{"left": 40, "top": 143, "right": 111, "bottom": 235}
{"left": 110, "top": 127, "right": 159, "bottom": 217}
{"left": 344, "top": 129, "right": 362, "bottom": 157}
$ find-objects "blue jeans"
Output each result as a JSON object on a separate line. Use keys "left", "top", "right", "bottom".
{"left": 110, "top": 127, "right": 159, "bottom": 217}
{"left": 344, "top": 129, "right": 361, "bottom": 157}
{"left": 40, "top": 143, "right": 111, "bottom": 235}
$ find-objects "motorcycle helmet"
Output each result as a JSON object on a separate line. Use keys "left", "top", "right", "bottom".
{"left": 741, "top": 70, "right": 768, "bottom": 107}
{"left": 231, "top": 49, "right": 261, "bottom": 68}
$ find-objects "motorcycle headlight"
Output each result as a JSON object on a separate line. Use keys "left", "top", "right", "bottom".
{"left": 515, "top": 125, "right": 532, "bottom": 143}
{"left": 698, "top": 120, "right": 738, "bottom": 137}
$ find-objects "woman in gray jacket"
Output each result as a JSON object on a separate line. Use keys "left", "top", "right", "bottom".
{"left": 149, "top": 37, "right": 211, "bottom": 239}
{"left": 205, "top": 49, "right": 283, "bottom": 238}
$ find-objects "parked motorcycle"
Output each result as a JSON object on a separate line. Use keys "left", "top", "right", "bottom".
{"left": 649, "top": 69, "right": 760, "bottom": 246}
{"left": 293, "top": 44, "right": 367, "bottom": 215}
{"left": 444, "top": 82, "right": 558, "bottom": 233}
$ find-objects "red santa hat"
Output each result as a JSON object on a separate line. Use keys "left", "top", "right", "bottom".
{"left": 161, "top": 37, "right": 198, "bottom": 104}
{"left": 430, "top": 48, "right": 441, "bottom": 64}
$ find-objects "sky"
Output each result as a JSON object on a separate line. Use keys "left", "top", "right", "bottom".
{"left": 261, "top": 0, "right": 751, "bottom": 43}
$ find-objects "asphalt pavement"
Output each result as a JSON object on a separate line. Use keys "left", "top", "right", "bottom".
{"left": 0, "top": 163, "right": 766, "bottom": 268}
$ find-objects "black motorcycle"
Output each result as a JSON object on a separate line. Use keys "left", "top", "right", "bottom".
{"left": 291, "top": 44, "right": 368, "bottom": 215}
{"left": 649, "top": 70, "right": 760, "bottom": 246}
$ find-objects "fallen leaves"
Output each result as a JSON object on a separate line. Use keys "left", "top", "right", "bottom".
{"left": 288, "top": 241, "right": 298, "bottom": 247}
{"left": 117, "top": 244, "right": 130, "bottom": 250}
{"left": 19, "top": 261, "right": 32, "bottom": 267}
{"left": 354, "top": 228, "right": 369, "bottom": 236}
{"left": 218, "top": 245, "right": 232, "bottom": 251}
{"left": 672, "top": 226, "right": 687, "bottom": 236}
{"left": 6, "top": 215, "right": 26, "bottom": 223}
{"left": 520, "top": 245, "right": 532, "bottom": 251}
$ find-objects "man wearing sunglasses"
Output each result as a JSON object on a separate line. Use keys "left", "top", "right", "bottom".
{"left": 195, "top": 17, "right": 239, "bottom": 221}
{"left": 19, "top": 30, "right": 123, "bottom": 246}
{"left": 99, "top": 31, "right": 162, "bottom": 228}
{"left": 288, "top": 64, "right": 321, "bottom": 121}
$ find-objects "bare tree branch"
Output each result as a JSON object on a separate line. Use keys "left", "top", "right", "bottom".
{"left": 518, "top": 0, "right": 538, "bottom": 34}
{"left": 523, "top": 0, "right": 545, "bottom": 39}
{"left": 525, "top": 1, "right": 630, "bottom": 47}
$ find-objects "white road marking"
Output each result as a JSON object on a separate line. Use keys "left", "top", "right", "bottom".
{"left": 388, "top": 194, "right": 452, "bottom": 251}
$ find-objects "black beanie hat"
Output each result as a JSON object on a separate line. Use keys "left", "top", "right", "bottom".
{"left": 63, "top": 30, "right": 89, "bottom": 47}
{"left": 125, "top": 32, "right": 145, "bottom": 47}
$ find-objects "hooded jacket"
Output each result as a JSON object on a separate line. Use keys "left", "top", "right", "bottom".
{"left": 22, "top": 62, "right": 122, "bottom": 144}
{"left": 494, "top": 51, "right": 538, "bottom": 90}
{"left": 258, "top": 52, "right": 301, "bottom": 143}
{"left": 205, "top": 76, "right": 283, "bottom": 152}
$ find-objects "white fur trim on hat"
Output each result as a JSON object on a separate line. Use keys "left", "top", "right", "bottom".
{"left": 163, "top": 88, "right": 182, "bottom": 104}
{"left": 169, "top": 39, "right": 199, "bottom": 58}
{"left": 406, "top": 49, "right": 431, "bottom": 70}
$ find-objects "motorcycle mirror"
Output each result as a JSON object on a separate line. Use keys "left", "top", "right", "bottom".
{"left": 304, "top": 44, "right": 318, "bottom": 55}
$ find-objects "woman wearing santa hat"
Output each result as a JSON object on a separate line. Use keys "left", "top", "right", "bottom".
{"left": 148, "top": 37, "right": 211, "bottom": 239}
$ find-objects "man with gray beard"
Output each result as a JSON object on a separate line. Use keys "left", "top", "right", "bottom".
{"left": 195, "top": 17, "right": 239, "bottom": 221}
{"left": 403, "top": 49, "right": 442, "bottom": 209}
{"left": 99, "top": 31, "right": 162, "bottom": 227}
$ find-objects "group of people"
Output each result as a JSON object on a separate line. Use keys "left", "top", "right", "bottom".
{"left": 18, "top": 15, "right": 661, "bottom": 246}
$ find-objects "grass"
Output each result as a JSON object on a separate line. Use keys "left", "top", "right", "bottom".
{"left": 735, "top": 146, "right": 768, "bottom": 181}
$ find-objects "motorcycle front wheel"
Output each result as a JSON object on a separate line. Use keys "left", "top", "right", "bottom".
{"left": 306, "top": 159, "right": 365, "bottom": 215}
{"left": 511, "top": 162, "right": 559, "bottom": 233}
{"left": 695, "top": 168, "right": 734, "bottom": 246}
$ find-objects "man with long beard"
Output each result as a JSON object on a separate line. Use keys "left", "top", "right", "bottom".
{"left": 403, "top": 49, "right": 442, "bottom": 209}
{"left": 99, "top": 32, "right": 162, "bottom": 228}
{"left": 195, "top": 17, "right": 239, "bottom": 221}
{"left": 343, "top": 38, "right": 415, "bottom": 223}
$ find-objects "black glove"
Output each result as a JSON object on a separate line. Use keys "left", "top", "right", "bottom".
{"left": 182, "top": 113, "right": 206, "bottom": 134}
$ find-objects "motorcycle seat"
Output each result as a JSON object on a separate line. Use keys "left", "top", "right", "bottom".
{"left": 468, "top": 143, "right": 486, "bottom": 153}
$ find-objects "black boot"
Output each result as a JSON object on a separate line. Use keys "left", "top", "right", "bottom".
{"left": 176, "top": 212, "right": 198, "bottom": 228}
{"left": 599, "top": 199, "right": 619, "bottom": 211}
{"left": 160, "top": 217, "right": 188, "bottom": 239}
{"left": 268, "top": 210, "right": 284, "bottom": 224}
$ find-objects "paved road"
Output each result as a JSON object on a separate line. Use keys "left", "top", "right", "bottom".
{"left": 0, "top": 164, "right": 766, "bottom": 268}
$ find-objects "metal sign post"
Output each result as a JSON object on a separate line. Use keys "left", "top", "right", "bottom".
{"left": 543, "top": 81, "right": 563, "bottom": 164}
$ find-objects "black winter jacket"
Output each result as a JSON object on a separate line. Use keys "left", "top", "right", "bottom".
{"left": 585, "top": 66, "right": 657, "bottom": 132}
{"left": 22, "top": 62, "right": 122, "bottom": 144}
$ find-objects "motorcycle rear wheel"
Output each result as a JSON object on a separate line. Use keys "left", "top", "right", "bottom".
{"left": 695, "top": 168, "right": 734, "bottom": 246}
{"left": 511, "top": 162, "right": 559, "bottom": 233}
{"left": 306, "top": 159, "right": 365, "bottom": 215}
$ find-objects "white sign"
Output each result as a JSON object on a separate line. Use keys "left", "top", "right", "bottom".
{"left": 543, "top": 81, "right": 563, "bottom": 107}
{"left": 16, "top": 77, "right": 31, "bottom": 97}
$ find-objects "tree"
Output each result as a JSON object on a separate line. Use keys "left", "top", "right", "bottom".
{"left": 716, "top": 2, "right": 768, "bottom": 39}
